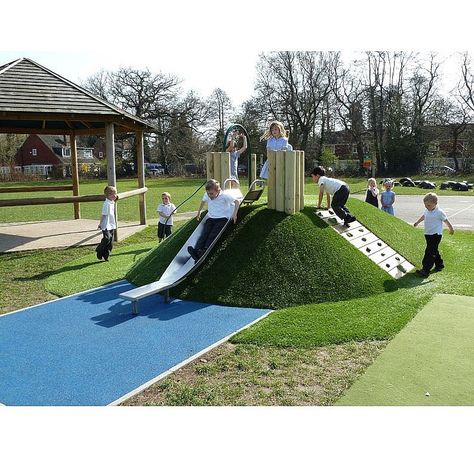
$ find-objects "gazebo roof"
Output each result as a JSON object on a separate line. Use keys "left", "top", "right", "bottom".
{"left": 0, "top": 57, "right": 154, "bottom": 135}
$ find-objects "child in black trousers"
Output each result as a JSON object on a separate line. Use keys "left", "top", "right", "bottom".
{"left": 413, "top": 192, "right": 454, "bottom": 277}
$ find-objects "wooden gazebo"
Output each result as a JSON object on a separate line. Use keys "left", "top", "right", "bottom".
{"left": 0, "top": 57, "right": 154, "bottom": 232}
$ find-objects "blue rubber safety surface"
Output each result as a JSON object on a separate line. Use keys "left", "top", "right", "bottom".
{"left": 0, "top": 280, "right": 270, "bottom": 406}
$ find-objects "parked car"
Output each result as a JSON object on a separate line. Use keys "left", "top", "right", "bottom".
{"left": 145, "top": 163, "right": 164, "bottom": 176}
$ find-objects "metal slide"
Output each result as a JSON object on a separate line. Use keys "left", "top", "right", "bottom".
{"left": 120, "top": 180, "right": 265, "bottom": 314}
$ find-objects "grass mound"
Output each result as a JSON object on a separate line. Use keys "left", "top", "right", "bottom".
{"left": 126, "top": 200, "right": 424, "bottom": 309}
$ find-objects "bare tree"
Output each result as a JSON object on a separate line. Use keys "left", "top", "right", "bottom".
{"left": 255, "top": 51, "right": 334, "bottom": 153}
{"left": 429, "top": 96, "right": 471, "bottom": 171}
{"left": 459, "top": 52, "right": 474, "bottom": 112}
{"left": 82, "top": 70, "right": 110, "bottom": 101}
{"left": 364, "top": 51, "right": 414, "bottom": 173}
{"left": 206, "top": 88, "right": 233, "bottom": 148}
{"left": 331, "top": 54, "right": 368, "bottom": 166}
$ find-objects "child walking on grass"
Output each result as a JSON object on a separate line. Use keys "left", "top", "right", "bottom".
{"left": 157, "top": 192, "right": 176, "bottom": 242}
{"left": 96, "top": 185, "right": 117, "bottom": 261}
{"left": 413, "top": 192, "right": 454, "bottom": 277}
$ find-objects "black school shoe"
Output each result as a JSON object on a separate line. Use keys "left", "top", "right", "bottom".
{"left": 416, "top": 269, "right": 430, "bottom": 277}
{"left": 343, "top": 216, "right": 357, "bottom": 227}
{"left": 433, "top": 265, "right": 445, "bottom": 272}
{"left": 187, "top": 246, "right": 199, "bottom": 261}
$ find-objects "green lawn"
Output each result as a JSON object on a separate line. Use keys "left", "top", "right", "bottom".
{"left": 0, "top": 177, "right": 207, "bottom": 223}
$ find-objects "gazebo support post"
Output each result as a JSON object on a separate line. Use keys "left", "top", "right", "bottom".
{"left": 70, "top": 132, "right": 80, "bottom": 219}
{"left": 136, "top": 130, "right": 147, "bottom": 225}
{"left": 106, "top": 123, "right": 118, "bottom": 241}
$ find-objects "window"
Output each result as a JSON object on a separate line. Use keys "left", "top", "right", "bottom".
{"left": 83, "top": 149, "right": 93, "bottom": 159}
{"left": 98, "top": 151, "right": 103, "bottom": 158}
{"left": 32, "top": 148, "right": 37, "bottom": 156}
{"left": 63, "top": 148, "right": 71, "bottom": 158}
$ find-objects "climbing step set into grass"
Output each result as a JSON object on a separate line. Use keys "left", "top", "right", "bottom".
{"left": 315, "top": 209, "right": 414, "bottom": 278}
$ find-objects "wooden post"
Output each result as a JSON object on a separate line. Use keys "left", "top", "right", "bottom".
{"left": 295, "top": 150, "right": 301, "bottom": 212}
{"left": 213, "top": 152, "right": 221, "bottom": 184}
{"left": 220, "top": 152, "right": 230, "bottom": 185}
{"left": 299, "top": 151, "right": 305, "bottom": 210}
{"left": 275, "top": 151, "right": 285, "bottom": 212}
{"left": 106, "top": 123, "right": 118, "bottom": 241}
{"left": 285, "top": 150, "right": 296, "bottom": 214}
{"left": 250, "top": 154, "right": 257, "bottom": 184}
{"left": 267, "top": 150, "right": 276, "bottom": 210}
{"left": 70, "top": 132, "right": 80, "bottom": 219}
{"left": 136, "top": 130, "right": 146, "bottom": 225}
{"left": 206, "top": 152, "right": 214, "bottom": 180}
{"left": 106, "top": 123, "right": 116, "bottom": 187}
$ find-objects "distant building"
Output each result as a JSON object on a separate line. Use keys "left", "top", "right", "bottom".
{"left": 9, "top": 134, "right": 133, "bottom": 177}
{"left": 12, "top": 134, "right": 99, "bottom": 176}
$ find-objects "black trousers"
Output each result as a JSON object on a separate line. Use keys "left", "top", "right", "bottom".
{"left": 158, "top": 222, "right": 172, "bottom": 239}
{"left": 96, "top": 229, "right": 114, "bottom": 259}
{"left": 195, "top": 218, "right": 227, "bottom": 252}
{"left": 331, "top": 185, "right": 353, "bottom": 221}
{"left": 422, "top": 234, "right": 444, "bottom": 271}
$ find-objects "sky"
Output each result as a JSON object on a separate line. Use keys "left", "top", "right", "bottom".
{"left": 1, "top": 1, "right": 473, "bottom": 108}
{"left": 1, "top": 0, "right": 474, "bottom": 456}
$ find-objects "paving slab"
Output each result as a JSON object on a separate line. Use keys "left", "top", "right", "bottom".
{"left": 0, "top": 219, "right": 146, "bottom": 252}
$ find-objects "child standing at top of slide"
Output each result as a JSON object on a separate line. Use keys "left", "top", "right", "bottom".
{"left": 259, "top": 120, "right": 292, "bottom": 179}
{"left": 226, "top": 131, "right": 247, "bottom": 180}
{"left": 380, "top": 179, "right": 396, "bottom": 215}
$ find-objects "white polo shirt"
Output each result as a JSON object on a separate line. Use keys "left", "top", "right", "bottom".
{"left": 319, "top": 176, "right": 346, "bottom": 195}
{"left": 101, "top": 198, "right": 116, "bottom": 230}
{"left": 203, "top": 191, "right": 237, "bottom": 219}
{"left": 423, "top": 206, "right": 447, "bottom": 235}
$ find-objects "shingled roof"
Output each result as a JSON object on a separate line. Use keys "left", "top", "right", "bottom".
{"left": 0, "top": 57, "right": 154, "bottom": 134}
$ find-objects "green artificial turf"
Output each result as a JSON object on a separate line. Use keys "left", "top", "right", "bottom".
{"left": 232, "top": 230, "right": 474, "bottom": 347}
{"left": 336, "top": 294, "right": 474, "bottom": 405}
{"left": 126, "top": 200, "right": 424, "bottom": 309}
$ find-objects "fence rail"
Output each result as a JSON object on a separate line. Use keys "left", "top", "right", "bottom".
{"left": 0, "top": 185, "right": 74, "bottom": 194}
{"left": 0, "top": 187, "right": 148, "bottom": 208}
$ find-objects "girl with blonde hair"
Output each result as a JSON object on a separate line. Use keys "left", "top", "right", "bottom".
{"left": 259, "top": 120, "right": 292, "bottom": 179}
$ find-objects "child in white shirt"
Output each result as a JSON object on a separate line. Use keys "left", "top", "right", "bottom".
{"left": 311, "top": 166, "right": 356, "bottom": 227}
{"left": 157, "top": 192, "right": 176, "bottom": 242}
{"left": 96, "top": 185, "right": 117, "bottom": 261}
{"left": 187, "top": 179, "right": 240, "bottom": 262}
{"left": 413, "top": 192, "right": 454, "bottom": 277}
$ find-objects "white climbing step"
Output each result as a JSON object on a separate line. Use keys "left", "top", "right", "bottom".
{"left": 315, "top": 210, "right": 415, "bottom": 278}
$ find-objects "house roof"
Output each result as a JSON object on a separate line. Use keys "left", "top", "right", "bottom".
{"left": 35, "top": 135, "right": 99, "bottom": 165}
{"left": 0, "top": 58, "right": 155, "bottom": 135}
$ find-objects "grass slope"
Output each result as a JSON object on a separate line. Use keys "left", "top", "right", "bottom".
{"left": 126, "top": 200, "right": 424, "bottom": 309}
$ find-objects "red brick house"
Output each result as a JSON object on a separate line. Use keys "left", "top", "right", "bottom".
{"left": 15, "top": 134, "right": 100, "bottom": 176}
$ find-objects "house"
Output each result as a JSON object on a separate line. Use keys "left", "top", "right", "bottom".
{"left": 14, "top": 134, "right": 100, "bottom": 177}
